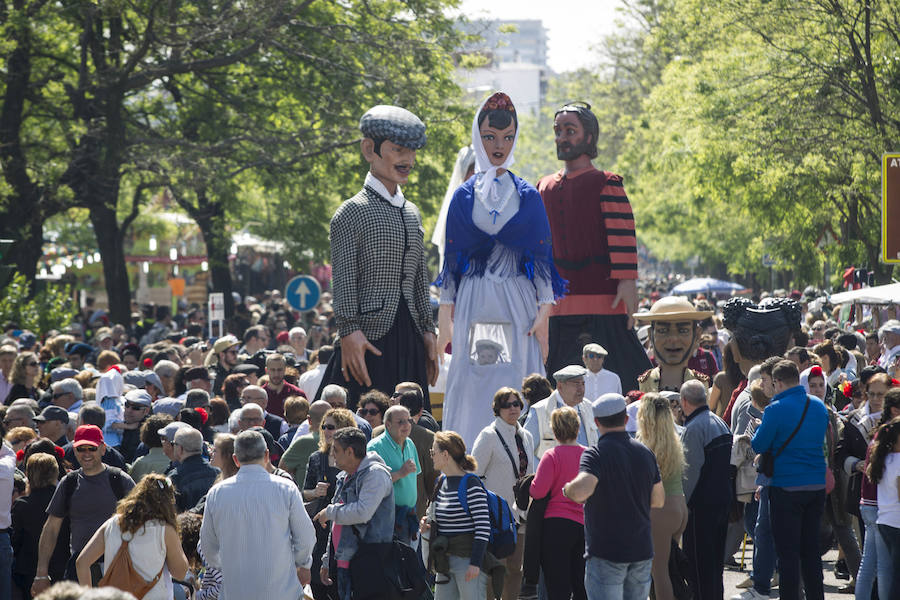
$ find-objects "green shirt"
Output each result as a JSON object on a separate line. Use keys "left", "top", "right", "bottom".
{"left": 368, "top": 431, "right": 420, "bottom": 508}
{"left": 280, "top": 431, "right": 320, "bottom": 486}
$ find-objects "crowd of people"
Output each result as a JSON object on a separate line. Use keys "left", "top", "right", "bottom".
{"left": 1, "top": 93, "right": 900, "bottom": 600}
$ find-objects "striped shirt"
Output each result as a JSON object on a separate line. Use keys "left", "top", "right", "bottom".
{"left": 434, "top": 475, "right": 491, "bottom": 566}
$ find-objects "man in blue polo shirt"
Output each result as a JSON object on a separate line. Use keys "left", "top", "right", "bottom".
{"left": 367, "top": 405, "right": 420, "bottom": 545}
{"left": 564, "top": 393, "right": 664, "bottom": 600}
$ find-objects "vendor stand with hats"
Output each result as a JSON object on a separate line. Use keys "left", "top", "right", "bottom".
{"left": 635, "top": 297, "right": 713, "bottom": 393}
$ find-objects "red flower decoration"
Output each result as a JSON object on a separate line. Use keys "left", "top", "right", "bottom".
{"left": 809, "top": 366, "right": 824, "bottom": 379}
{"left": 55, "top": 446, "right": 65, "bottom": 460}
{"left": 481, "top": 92, "right": 516, "bottom": 114}
{"left": 195, "top": 407, "right": 209, "bottom": 425}
{"left": 15, "top": 449, "right": 24, "bottom": 462}
{"left": 106, "top": 364, "right": 122, "bottom": 373}
{"left": 143, "top": 358, "right": 153, "bottom": 368}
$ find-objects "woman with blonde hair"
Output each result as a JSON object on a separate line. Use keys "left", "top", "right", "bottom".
{"left": 76, "top": 474, "right": 189, "bottom": 599}
{"left": 304, "top": 407, "right": 357, "bottom": 600}
{"left": 529, "top": 406, "right": 586, "bottom": 600}
{"left": 4, "top": 352, "right": 40, "bottom": 404}
{"left": 636, "top": 392, "right": 688, "bottom": 600}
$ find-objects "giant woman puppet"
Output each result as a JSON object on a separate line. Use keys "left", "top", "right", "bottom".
{"left": 436, "top": 92, "right": 567, "bottom": 447}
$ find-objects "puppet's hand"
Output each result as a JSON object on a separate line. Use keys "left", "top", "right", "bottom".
{"left": 612, "top": 279, "right": 638, "bottom": 329}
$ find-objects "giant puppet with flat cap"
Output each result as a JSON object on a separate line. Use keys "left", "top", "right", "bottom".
{"left": 318, "top": 105, "right": 438, "bottom": 407}
{"left": 635, "top": 297, "right": 714, "bottom": 393}
{"left": 537, "top": 102, "right": 650, "bottom": 391}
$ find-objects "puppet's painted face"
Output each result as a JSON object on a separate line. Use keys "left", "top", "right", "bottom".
{"left": 554, "top": 112, "right": 590, "bottom": 160}
{"left": 651, "top": 321, "right": 697, "bottom": 366}
{"left": 479, "top": 120, "right": 516, "bottom": 167}
{"left": 365, "top": 140, "right": 416, "bottom": 191}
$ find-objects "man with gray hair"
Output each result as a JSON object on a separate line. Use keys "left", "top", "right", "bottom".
{"left": 170, "top": 427, "right": 218, "bottom": 511}
{"left": 321, "top": 384, "right": 372, "bottom": 440}
{"left": 367, "top": 405, "right": 420, "bottom": 544}
{"left": 5, "top": 403, "right": 35, "bottom": 431}
{"left": 152, "top": 360, "right": 179, "bottom": 397}
{"left": 51, "top": 379, "right": 83, "bottom": 422}
{"left": 201, "top": 430, "right": 316, "bottom": 598}
{"left": 680, "top": 378, "right": 732, "bottom": 600}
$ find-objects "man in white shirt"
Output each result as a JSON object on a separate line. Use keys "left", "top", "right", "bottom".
{"left": 201, "top": 430, "right": 316, "bottom": 599}
{"left": 582, "top": 343, "right": 622, "bottom": 401}
{"left": 298, "top": 345, "right": 333, "bottom": 399}
{"left": 523, "top": 365, "right": 599, "bottom": 459}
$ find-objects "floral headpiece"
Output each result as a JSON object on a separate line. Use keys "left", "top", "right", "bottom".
{"left": 480, "top": 92, "right": 516, "bottom": 116}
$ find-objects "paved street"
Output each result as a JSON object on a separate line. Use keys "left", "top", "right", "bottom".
{"left": 725, "top": 547, "right": 851, "bottom": 600}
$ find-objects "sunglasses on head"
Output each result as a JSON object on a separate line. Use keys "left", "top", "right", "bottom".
{"left": 499, "top": 401, "right": 523, "bottom": 409}
{"left": 322, "top": 424, "right": 337, "bottom": 431}
{"left": 358, "top": 408, "right": 380, "bottom": 416}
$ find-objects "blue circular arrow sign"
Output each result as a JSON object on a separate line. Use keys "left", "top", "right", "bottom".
{"left": 284, "top": 275, "right": 322, "bottom": 312}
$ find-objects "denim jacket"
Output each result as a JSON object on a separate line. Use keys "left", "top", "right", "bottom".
{"left": 323, "top": 451, "right": 395, "bottom": 563}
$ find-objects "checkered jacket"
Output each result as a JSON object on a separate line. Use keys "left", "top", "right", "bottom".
{"left": 330, "top": 186, "right": 435, "bottom": 341}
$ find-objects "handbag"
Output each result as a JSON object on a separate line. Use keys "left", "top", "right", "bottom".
{"left": 668, "top": 539, "right": 693, "bottom": 600}
{"left": 97, "top": 531, "right": 165, "bottom": 600}
{"left": 757, "top": 396, "right": 810, "bottom": 478}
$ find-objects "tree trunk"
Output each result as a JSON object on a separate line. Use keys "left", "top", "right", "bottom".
{"left": 193, "top": 190, "right": 235, "bottom": 319}
{"left": 88, "top": 201, "right": 132, "bottom": 325}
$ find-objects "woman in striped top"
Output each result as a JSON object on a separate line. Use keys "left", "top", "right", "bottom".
{"left": 424, "top": 431, "right": 491, "bottom": 600}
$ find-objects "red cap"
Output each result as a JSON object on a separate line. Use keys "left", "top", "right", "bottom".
{"left": 276, "top": 331, "right": 290, "bottom": 344}
{"left": 73, "top": 425, "right": 104, "bottom": 448}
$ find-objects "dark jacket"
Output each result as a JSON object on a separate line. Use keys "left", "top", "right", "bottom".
{"left": 11, "top": 486, "right": 70, "bottom": 586}
{"left": 264, "top": 413, "right": 287, "bottom": 444}
{"left": 682, "top": 405, "right": 733, "bottom": 508}
{"left": 171, "top": 454, "right": 220, "bottom": 512}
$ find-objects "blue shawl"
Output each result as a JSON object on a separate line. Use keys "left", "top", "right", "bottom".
{"left": 435, "top": 172, "right": 568, "bottom": 300}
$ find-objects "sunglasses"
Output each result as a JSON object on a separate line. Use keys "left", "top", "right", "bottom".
{"left": 52, "top": 392, "right": 69, "bottom": 399}
{"left": 75, "top": 446, "right": 99, "bottom": 453}
{"left": 358, "top": 408, "right": 380, "bottom": 416}
{"left": 499, "top": 401, "right": 523, "bottom": 409}
{"left": 584, "top": 352, "right": 605, "bottom": 360}
{"left": 25, "top": 362, "right": 38, "bottom": 367}
{"left": 125, "top": 402, "right": 147, "bottom": 410}
{"left": 322, "top": 424, "right": 337, "bottom": 431}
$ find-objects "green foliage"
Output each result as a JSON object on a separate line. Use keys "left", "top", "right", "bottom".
{"left": 0, "top": 273, "right": 78, "bottom": 333}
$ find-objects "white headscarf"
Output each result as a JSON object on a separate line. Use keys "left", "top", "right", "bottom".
{"left": 432, "top": 145, "right": 476, "bottom": 265}
{"left": 471, "top": 92, "right": 519, "bottom": 209}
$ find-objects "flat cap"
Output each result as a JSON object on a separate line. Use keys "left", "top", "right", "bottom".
{"left": 65, "top": 342, "right": 93, "bottom": 356}
{"left": 234, "top": 363, "right": 262, "bottom": 377}
{"left": 142, "top": 370, "right": 164, "bottom": 392}
{"left": 157, "top": 421, "right": 192, "bottom": 442}
{"left": 554, "top": 365, "right": 587, "bottom": 382}
{"left": 582, "top": 343, "right": 608, "bottom": 356}
{"left": 122, "top": 371, "right": 146, "bottom": 388}
{"left": 50, "top": 367, "right": 78, "bottom": 382}
{"left": 212, "top": 335, "right": 240, "bottom": 355}
{"left": 878, "top": 319, "right": 900, "bottom": 338}
{"left": 359, "top": 105, "right": 427, "bottom": 150}
{"left": 592, "top": 393, "right": 627, "bottom": 418}
{"left": 184, "top": 366, "right": 210, "bottom": 382}
{"left": 124, "top": 389, "right": 152, "bottom": 408}
{"left": 34, "top": 405, "right": 70, "bottom": 424}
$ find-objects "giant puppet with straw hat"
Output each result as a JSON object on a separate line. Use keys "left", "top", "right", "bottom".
{"left": 635, "top": 297, "right": 714, "bottom": 393}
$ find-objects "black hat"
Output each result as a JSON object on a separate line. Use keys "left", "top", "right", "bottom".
{"left": 65, "top": 342, "right": 93, "bottom": 357}
{"left": 34, "top": 405, "right": 70, "bottom": 424}
{"left": 234, "top": 363, "right": 263, "bottom": 377}
{"left": 359, "top": 105, "right": 427, "bottom": 150}
{"left": 183, "top": 366, "right": 210, "bottom": 382}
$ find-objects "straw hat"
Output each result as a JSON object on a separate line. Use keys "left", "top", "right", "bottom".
{"left": 633, "top": 297, "right": 713, "bottom": 322}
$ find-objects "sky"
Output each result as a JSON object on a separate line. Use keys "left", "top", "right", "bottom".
{"left": 457, "top": 0, "right": 627, "bottom": 73}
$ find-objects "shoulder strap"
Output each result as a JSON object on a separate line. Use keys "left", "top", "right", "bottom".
{"left": 774, "top": 396, "right": 811, "bottom": 459}
{"left": 63, "top": 469, "right": 82, "bottom": 513}
{"left": 456, "top": 473, "right": 484, "bottom": 516}
{"left": 493, "top": 424, "right": 521, "bottom": 481}
{"left": 107, "top": 467, "right": 127, "bottom": 500}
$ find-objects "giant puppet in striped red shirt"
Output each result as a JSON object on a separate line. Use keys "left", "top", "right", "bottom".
{"left": 538, "top": 102, "right": 651, "bottom": 393}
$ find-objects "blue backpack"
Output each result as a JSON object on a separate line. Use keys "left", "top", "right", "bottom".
{"left": 456, "top": 473, "right": 517, "bottom": 559}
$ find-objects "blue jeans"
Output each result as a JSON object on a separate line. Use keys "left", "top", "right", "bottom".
{"left": 0, "top": 531, "right": 11, "bottom": 600}
{"left": 433, "top": 554, "right": 487, "bottom": 600}
{"left": 751, "top": 487, "right": 777, "bottom": 595}
{"left": 584, "top": 556, "right": 652, "bottom": 600}
{"left": 768, "top": 487, "right": 826, "bottom": 600}
{"left": 877, "top": 524, "right": 900, "bottom": 600}
{"left": 337, "top": 567, "right": 352, "bottom": 600}
{"left": 855, "top": 505, "right": 891, "bottom": 600}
